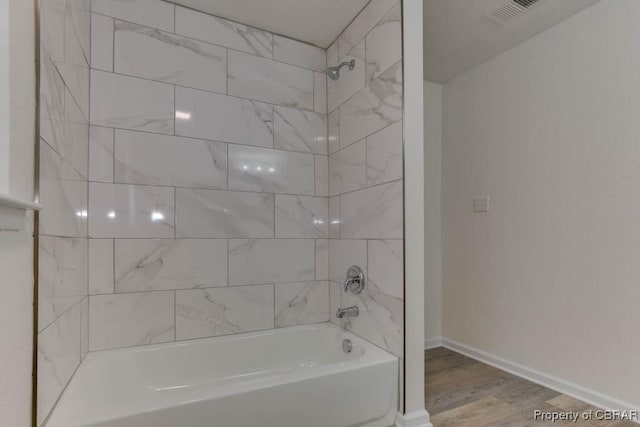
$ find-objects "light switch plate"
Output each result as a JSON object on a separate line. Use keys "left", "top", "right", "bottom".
{"left": 473, "top": 196, "right": 490, "bottom": 213}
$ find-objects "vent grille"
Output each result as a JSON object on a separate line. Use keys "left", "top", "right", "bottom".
{"left": 487, "top": 0, "right": 542, "bottom": 24}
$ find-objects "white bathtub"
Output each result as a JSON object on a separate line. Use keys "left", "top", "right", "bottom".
{"left": 46, "top": 323, "right": 398, "bottom": 427}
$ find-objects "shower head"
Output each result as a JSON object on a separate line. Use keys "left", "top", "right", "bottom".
{"left": 327, "top": 59, "right": 356, "bottom": 80}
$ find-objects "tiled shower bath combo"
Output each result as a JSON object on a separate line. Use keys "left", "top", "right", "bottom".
{"left": 37, "top": 0, "right": 404, "bottom": 425}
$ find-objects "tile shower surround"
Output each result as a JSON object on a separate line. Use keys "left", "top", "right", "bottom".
{"left": 86, "top": 0, "right": 332, "bottom": 353}
{"left": 37, "top": 0, "right": 404, "bottom": 423}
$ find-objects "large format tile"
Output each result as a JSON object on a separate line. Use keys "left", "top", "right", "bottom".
{"left": 328, "top": 239, "right": 367, "bottom": 284}
{"left": 90, "top": 70, "right": 174, "bottom": 134}
{"left": 366, "top": 3, "right": 401, "bottom": 82}
{"left": 275, "top": 281, "right": 330, "bottom": 327}
{"left": 275, "top": 195, "right": 328, "bottom": 238}
{"left": 115, "top": 239, "right": 227, "bottom": 292}
{"left": 65, "top": 0, "right": 91, "bottom": 68}
{"left": 228, "top": 145, "right": 315, "bottom": 195}
{"left": 273, "top": 35, "right": 326, "bottom": 72}
{"left": 89, "top": 291, "right": 175, "bottom": 351}
{"left": 91, "top": 0, "right": 175, "bottom": 32}
{"left": 229, "top": 239, "right": 315, "bottom": 285}
{"left": 91, "top": 13, "right": 114, "bottom": 72}
{"left": 341, "top": 180, "right": 403, "bottom": 239}
{"left": 88, "top": 182, "right": 175, "bottom": 238}
{"left": 114, "top": 130, "right": 227, "bottom": 189}
{"left": 315, "top": 155, "right": 329, "bottom": 196}
{"left": 316, "top": 239, "right": 329, "bottom": 281}
{"left": 40, "top": 0, "right": 66, "bottom": 63}
{"left": 37, "top": 302, "right": 82, "bottom": 426}
{"left": 337, "top": 0, "right": 398, "bottom": 58}
{"left": 341, "top": 289, "right": 403, "bottom": 357}
{"left": 176, "top": 285, "right": 274, "bottom": 340}
{"left": 340, "top": 61, "right": 402, "bottom": 147}
{"left": 89, "top": 126, "right": 114, "bottom": 183}
{"left": 366, "top": 120, "right": 403, "bottom": 186}
{"left": 57, "top": 62, "right": 90, "bottom": 122}
{"left": 228, "top": 51, "right": 314, "bottom": 111}
{"left": 114, "top": 21, "right": 227, "bottom": 93}
{"left": 368, "top": 240, "right": 403, "bottom": 299}
{"left": 329, "top": 139, "right": 366, "bottom": 196}
{"left": 175, "top": 6, "right": 272, "bottom": 58}
{"left": 274, "top": 106, "right": 327, "bottom": 154}
{"left": 89, "top": 239, "right": 114, "bottom": 295}
{"left": 39, "top": 142, "right": 87, "bottom": 238}
{"left": 329, "top": 196, "right": 341, "bottom": 238}
{"left": 40, "top": 59, "right": 65, "bottom": 150}
{"left": 175, "top": 189, "right": 274, "bottom": 238}
{"left": 327, "top": 39, "right": 365, "bottom": 113}
{"left": 314, "top": 72, "right": 327, "bottom": 114}
{"left": 38, "top": 236, "right": 88, "bottom": 331}
{"left": 175, "top": 87, "right": 273, "bottom": 148}
{"left": 328, "top": 109, "right": 340, "bottom": 155}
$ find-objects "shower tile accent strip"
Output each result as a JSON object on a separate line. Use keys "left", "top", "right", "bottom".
{"left": 84, "top": 0, "right": 330, "bottom": 358}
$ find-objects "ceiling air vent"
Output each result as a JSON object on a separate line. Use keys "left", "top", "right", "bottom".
{"left": 486, "top": 0, "right": 542, "bottom": 24}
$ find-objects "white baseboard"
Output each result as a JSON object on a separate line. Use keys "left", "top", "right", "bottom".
{"left": 441, "top": 338, "right": 640, "bottom": 418}
{"left": 424, "top": 337, "right": 443, "bottom": 350}
{"left": 395, "top": 410, "right": 433, "bottom": 427}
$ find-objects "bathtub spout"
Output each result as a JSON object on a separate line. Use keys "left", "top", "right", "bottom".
{"left": 336, "top": 306, "right": 359, "bottom": 319}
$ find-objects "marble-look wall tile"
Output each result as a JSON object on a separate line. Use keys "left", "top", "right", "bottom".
{"left": 89, "top": 239, "right": 114, "bottom": 295}
{"left": 91, "top": 13, "right": 114, "bottom": 72}
{"left": 39, "top": 142, "right": 87, "bottom": 238}
{"left": 329, "top": 139, "right": 366, "bottom": 196}
{"left": 176, "top": 285, "right": 274, "bottom": 340}
{"left": 315, "top": 155, "right": 329, "bottom": 196}
{"left": 273, "top": 35, "right": 326, "bottom": 72}
{"left": 366, "top": 3, "right": 401, "bottom": 82}
{"left": 327, "top": 39, "right": 366, "bottom": 113}
{"left": 57, "top": 62, "right": 90, "bottom": 122}
{"left": 90, "top": 70, "right": 175, "bottom": 134}
{"left": 38, "top": 236, "right": 88, "bottom": 331}
{"left": 229, "top": 239, "right": 315, "bottom": 285}
{"left": 80, "top": 298, "right": 89, "bottom": 360}
{"left": 314, "top": 72, "right": 327, "bottom": 114}
{"left": 114, "top": 239, "right": 227, "bottom": 292}
{"left": 340, "top": 289, "right": 403, "bottom": 357}
{"left": 341, "top": 180, "right": 403, "bottom": 239}
{"left": 114, "top": 21, "right": 227, "bottom": 94}
{"left": 329, "top": 196, "right": 341, "bottom": 239}
{"left": 175, "top": 6, "right": 272, "bottom": 58}
{"left": 329, "top": 282, "right": 341, "bottom": 326}
{"left": 328, "top": 109, "right": 340, "bottom": 155}
{"left": 91, "top": 0, "right": 175, "bottom": 32}
{"left": 228, "top": 51, "right": 314, "bottom": 111}
{"left": 329, "top": 239, "right": 367, "bottom": 284}
{"left": 37, "top": 302, "right": 82, "bottom": 426}
{"left": 175, "top": 189, "right": 274, "bottom": 238}
{"left": 367, "top": 120, "right": 403, "bottom": 186}
{"left": 316, "top": 239, "right": 329, "bottom": 281}
{"left": 275, "top": 195, "right": 328, "bottom": 238}
{"left": 62, "top": 119, "right": 89, "bottom": 178}
{"left": 327, "top": 41, "right": 338, "bottom": 70}
{"left": 368, "top": 240, "right": 403, "bottom": 299}
{"left": 40, "top": 0, "right": 66, "bottom": 63}
{"left": 88, "top": 182, "right": 175, "bottom": 238}
{"left": 89, "top": 291, "right": 175, "bottom": 351}
{"left": 228, "top": 145, "right": 315, "bottom": 195}
{"left": 40, "top": 59, "right": 65, "bottom": 150}
{"left": 274, "top": 106, "right": 327, "bottom": 155}
{"left": 65, "top": 1, "right": 91, "bottom": 67}
{"left": 339, "top": 61, "right": 402, "bottom": 147}
{"left": 337, "top": 0, "right": 398, "bottom": 58}
{"left": 114, "top": 130, "right": 227, "bottom": 189}
{"left": 89, "top": 126, "right": 114, "bottom": 183}
{"left": 275, "top": 281, "right": 329, "bottom": 327}
{"left": 175, "top": 87, "right": 273, "bottom": 148}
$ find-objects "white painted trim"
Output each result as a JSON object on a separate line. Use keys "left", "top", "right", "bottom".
{"left": 442, "top": 338, "right": 640, "bottom": 417}
{"left": 0, "top": 193, "right": 42, "bottom": 210}
{"left": 0, "top": 194, "right": 40, "bottom": 231}
{"left": 424, "top": 337, "right": 442, "bottom": 350}
{"left": 395, "top": 410, "right": 433, "bottom": 427}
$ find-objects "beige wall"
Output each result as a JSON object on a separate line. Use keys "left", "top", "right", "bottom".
{"left": 443, "top": 0, "right": 640, "bottom": 406}
{"left": 0, "top": 0, "right": 35, "bottom": 426}
{"left": 424, "top": 81, "right": 442, "bottom": 344}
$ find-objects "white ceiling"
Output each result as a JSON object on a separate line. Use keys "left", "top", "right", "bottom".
{"left": 424, "top": 0, "right": 601, "bottom": 83}
{"left": 169, "top": 0, "right": 369, "bottom": 48}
